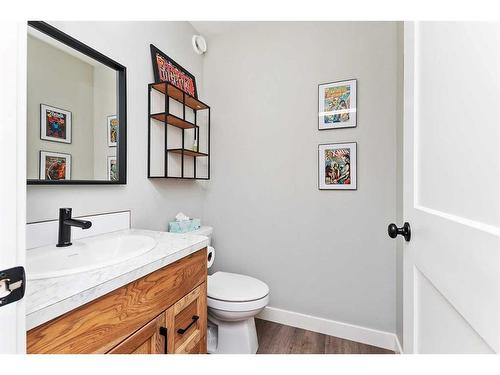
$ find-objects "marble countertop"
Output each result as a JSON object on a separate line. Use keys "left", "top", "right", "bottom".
{"left": 26, "top": 228, "right": 209, "bottom": 330}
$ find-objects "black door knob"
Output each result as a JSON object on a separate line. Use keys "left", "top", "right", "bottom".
{"left": 388, "top": 222, "right": 411, "bottom": 242}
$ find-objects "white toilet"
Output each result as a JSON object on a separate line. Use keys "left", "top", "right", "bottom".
{"left": 190, "top": 226, "right": 269, "bottom": 354}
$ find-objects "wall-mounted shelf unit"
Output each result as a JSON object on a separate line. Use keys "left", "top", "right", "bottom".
{"left": 148, "top": 82, "right": 210, "bottom": 180}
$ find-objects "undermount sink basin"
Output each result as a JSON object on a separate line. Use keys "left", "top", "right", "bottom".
{"left": 27, "top": 233, "right": 157, "bottom": 280}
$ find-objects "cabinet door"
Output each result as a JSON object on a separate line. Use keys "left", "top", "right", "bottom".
{"left": 166, "top": 282, "right": 207, "bottom": 354}
{"left": 108, "top": 313, "right": 167, "bottom": 354}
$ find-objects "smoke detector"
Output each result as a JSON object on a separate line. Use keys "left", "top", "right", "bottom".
{"left": 192, "top": 35, "right": 207, "bottom": 55}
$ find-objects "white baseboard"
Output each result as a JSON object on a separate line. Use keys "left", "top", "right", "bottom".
{"left": 394, "top": 335, "right": 403, "bottom": 354}
{"left": 257, "top": 306, "right": 401, "bottom": 353}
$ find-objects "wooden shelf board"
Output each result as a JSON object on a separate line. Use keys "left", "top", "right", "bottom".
{"left": 166, "top": 148, "right": 208, "bottom": 157}
{"left": 151, "top": 82, "right": 209, "bottom": 110}
{"left": 150, "top": 113, "right": 197, "bottom": 129}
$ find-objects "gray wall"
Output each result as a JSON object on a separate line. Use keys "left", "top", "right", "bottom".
{"left": 26, "top": 21, "right": 404, "bottom": 336}
{"left": 202, "top": 22, "right": 403, "bottom": 333}
{"left": 27, "top": 35, "right": 95, "bottom": 180}
{"left": 27, "top": 21, "right": 207, "bottom": 231}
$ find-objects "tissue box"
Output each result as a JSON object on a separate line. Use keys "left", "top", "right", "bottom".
{"left": 168, "top": 218, "right": 201, "bottom": 233}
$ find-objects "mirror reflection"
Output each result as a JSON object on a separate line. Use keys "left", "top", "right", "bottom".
{"left": 27, "top": 25, "right": 120, "bottom": 182}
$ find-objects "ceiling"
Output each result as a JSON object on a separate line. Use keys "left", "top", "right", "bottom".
{"left": 189, "top": 21, "right": 258, "bottom": 38}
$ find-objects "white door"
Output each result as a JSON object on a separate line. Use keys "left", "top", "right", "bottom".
{"left": 0, "top": 21, "right": 27, "bottom": 354}
{"left": 402, "top": 22, "right": 500, "bottom": 354}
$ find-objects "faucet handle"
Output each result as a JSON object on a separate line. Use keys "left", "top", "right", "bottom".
{"left": 59, "top": 208, "right": 72, "bottom": 219}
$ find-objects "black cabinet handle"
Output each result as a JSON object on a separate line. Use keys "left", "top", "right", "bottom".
{"left": 177, "top": 315, "right": 199, "bottom": 335}
{"left": 159, "top": 327, "right": 168, "bottom": 354}
{"left": 388, "top": 222, "right": 411, "bottom": 242}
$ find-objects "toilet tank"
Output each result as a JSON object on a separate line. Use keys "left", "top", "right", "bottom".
{"left": 190, "top": 226, "right": 213, "bottom": 245}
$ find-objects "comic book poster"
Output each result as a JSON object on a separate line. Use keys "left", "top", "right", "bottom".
{"left": 39, "top": 151, "right": 71, "bottom": 180}
{"left": 108, "top": 156, "right": 118, "bottom": 181}
{"left": 318, "top": 143, "right": 357, "bottom": 190}
{"left": 107, "top": 115, "right": 118, "bottom": 147}
{"left": 150, "top": 44, "right": 198, "bottom": 98}
{"left": 324, "top": 148, "right": 351, "bottom": 185}
{"left": 318, "top": 79, "right": 357, "bottom": 130}
{"left": 40, "top": 104, "right": 72, "bottom": 143}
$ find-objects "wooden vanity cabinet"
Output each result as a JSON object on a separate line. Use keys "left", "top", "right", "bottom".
{"left": 108, "top": 282, "right": 207, "bottom": 354}
{"left": 108, "top": 313, "right": 167, "bottom": 354}
{"left": 27, "top": 249, "right": 207, "bottom": 354}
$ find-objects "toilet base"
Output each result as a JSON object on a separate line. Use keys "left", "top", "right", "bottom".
{"left": 207, "top": 314, "right": 259, "bottom": 354}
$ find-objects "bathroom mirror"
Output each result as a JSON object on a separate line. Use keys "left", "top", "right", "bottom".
{"left": 26, "top": 21, "right": 127, "bottom": 185}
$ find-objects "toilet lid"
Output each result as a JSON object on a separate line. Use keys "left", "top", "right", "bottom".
{"left": 208, "top": 271, "right": 269, "bottom": 302}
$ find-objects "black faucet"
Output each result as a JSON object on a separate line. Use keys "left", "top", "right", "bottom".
{"left": 57, "top": 208, "right": 92, "bottom": 247}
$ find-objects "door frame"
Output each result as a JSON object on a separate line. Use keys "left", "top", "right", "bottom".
{"left": 402, "top": 20, "right": 415, "bottom": 354}
{"left": 0, "top": 21, "right": 27, "bottom": 354}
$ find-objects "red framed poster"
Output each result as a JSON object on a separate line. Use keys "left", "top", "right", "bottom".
{"left": 150, "top": 44, "right": 198, "bottom": 98}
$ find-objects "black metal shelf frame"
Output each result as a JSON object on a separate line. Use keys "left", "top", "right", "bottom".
{"left": 147, "top": 82, "right": 210, "bottom": 180}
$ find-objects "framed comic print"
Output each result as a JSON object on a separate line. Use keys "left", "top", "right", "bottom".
{"left": 108, "top": 156, "right": 118, "bottom": 181}
{"left": 318, "top": 79, "right": 357, "bottom": 130}
{"left": 39, "top": 151, "right": 71, "bottom": 180}
{"left": 318, "top": 142, "right": 357, "bottom": 190}
{"left": 40, "top": 104, "right": 72, "bottom": 143}
{"left": 107, "top": 115, "right": 118, "bottom": 147}
{"left": 150, "top": 44, "right": 198, "bottom": 98}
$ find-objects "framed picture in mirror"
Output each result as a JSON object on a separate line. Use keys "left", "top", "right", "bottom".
{"left": 107, "top": 115, "right": 118, "bottom": 147}
{"left": 107, "top": 156, "right": 117, "bottom": 181}
{"left": 39, "top": 151, "right": 71, "bottom": 181}
{"left": 40, "top": 104, "right": 72, "bottom": 143}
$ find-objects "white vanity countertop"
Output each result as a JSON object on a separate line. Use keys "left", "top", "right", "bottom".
{"left": 26, "top": 229, "right": 209, "bottom": 330}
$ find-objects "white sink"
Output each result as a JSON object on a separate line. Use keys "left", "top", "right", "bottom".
{"left": 27, "top": 233, "right": 157, "bottom": 280}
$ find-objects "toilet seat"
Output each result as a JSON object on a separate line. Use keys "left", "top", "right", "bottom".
{"left": 208, "top": 294, "right": 269, "bottom": 312}
{"left": 207, "top": 271, "right": 269, "bottom": 312}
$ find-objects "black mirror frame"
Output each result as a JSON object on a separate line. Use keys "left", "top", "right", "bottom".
{"left": 27, "top": 21, "right": 127, "bottom": 185}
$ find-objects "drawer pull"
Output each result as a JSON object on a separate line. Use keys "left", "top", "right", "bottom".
{"left": 159, "top": 327, "right": 168, "bottom": 354}
{"left": 177, "top": 315, "right": 199, "bottom": 335}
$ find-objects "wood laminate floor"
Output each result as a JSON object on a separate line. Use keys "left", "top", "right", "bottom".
{"left": 255, "top": 319, "right": 394, "bottom": 354}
